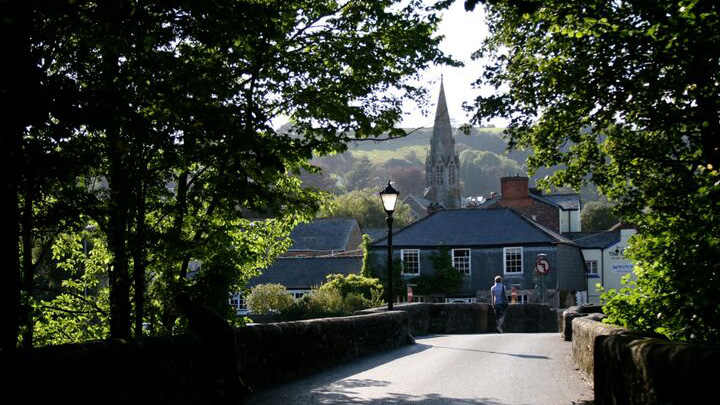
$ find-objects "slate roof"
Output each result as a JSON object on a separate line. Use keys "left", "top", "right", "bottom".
{"left": 248, "top": 256, "right": 363, "bottom": 289}
{"left": 288, "top": 218, "right": 360, "bottom": 251}
{"left": 363, "top": 228, "right": 388, "bottom": 242}
{"left": 403, "top": 193, "right": 432, "bottom": 219}
{"left": 541, "top": 194, "right": 581, "bottom": 210}
{"left": 370, "top": 208, "right": 577, "bottom": 248}
{"left": 564, "top": 231, "right": 621, "bottom": 249}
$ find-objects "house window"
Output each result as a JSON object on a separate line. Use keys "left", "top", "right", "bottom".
{"left": 401, "top": 249, "right": 420, "bottom": 275}
{"left": 503, "top": 247, "right": 523, "bottom": 274}
{"left": 452, "top": 249, "right": 471, "bottom": 275}
{"left": 507, "top": 293, "right": 529, "bottom": 304}
{"left": 229, "top": 293, "right": 247, "bottom": 315}
{"left": 287, "top": 290, "right": 310, "bottom": 299}
{"left": 586, "top": 260, "right": 599, "bottom": 278}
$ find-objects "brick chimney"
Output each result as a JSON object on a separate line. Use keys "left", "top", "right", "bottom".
{"left": 499, "top": 175, "right": 532, "bottom": 207}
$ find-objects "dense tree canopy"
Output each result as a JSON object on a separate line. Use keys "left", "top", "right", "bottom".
{"left": 467, "top": 0, "right": 720, "bottom": 343}
{"left": 1, "top": 0, "right": 454, "bottom": 349}
{"left": 580, "top": 201, "right": 619, "bottom": 231}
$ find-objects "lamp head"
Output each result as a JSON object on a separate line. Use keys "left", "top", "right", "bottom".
{"left": 379, "top": 180, "right": 399, "bottom": 215}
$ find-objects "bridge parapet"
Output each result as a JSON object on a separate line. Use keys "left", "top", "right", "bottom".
{"left": 571, "top": 316, "right": 719, "bottom": 405}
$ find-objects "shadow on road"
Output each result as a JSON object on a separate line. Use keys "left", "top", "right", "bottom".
{"left": 416, "top": 342, "right": 549, "bottom": 359}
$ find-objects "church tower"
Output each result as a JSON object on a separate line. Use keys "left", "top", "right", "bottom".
{"left": 423, "top": 78, "right": 461, "bottom": 208}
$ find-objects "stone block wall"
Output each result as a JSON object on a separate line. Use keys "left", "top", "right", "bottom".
{"left": 502, "top": 304, "right": 558, "bottom": 333}
{"left": 0, "top": 311, "right": 410, "bottom": 403}
{"left": 571, "top": 316, "right": 626, "bottom": 378}
{"left": 594, "top": 332, "right": 720, "bottom": 405}
{"left": 570, "top": 315, "right": 720, "bottom": 405}
{"left": 237, "top": 311, "right": 410, "bottom": 390}
{"left": 561, "top": 304, "right": 604, "bottom": 341}
{"left": 357, "top": 303, "right": 494, "bottom": 335}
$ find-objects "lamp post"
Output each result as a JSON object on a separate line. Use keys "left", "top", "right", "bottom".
{"left": 379, "top": 180, "right": 399, "bottom": 310}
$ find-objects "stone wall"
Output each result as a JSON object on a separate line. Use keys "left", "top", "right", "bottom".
{"left": 357, "top": 303, "right": 494, "bottom": 335}
{"left": 502, "top": 303, "right": 558, "bottom": 333}
{"left": 237, "top": 311, "right": 410, "bottom": 390}
{"left": 561, "top": 304, "right": 603, "bottom": 341}
{"left": 570, "top": 315, "right": 720, "bottom": 405}
{"left": 0, "top": 311, "right": 410, "bottom": 403}
{"left": 358, "top": 303, "right": 557, "bottom": 335}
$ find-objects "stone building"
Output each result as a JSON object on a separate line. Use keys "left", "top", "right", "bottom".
{"left": 369, "top": 208, "right": 587, "bottom": 308}
{"left": 423, "top": 79, "right": 461, "bottom": 209}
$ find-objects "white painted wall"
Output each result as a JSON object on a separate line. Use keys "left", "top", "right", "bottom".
{"left": 581, "top": 249, "right": 603, "bottom": 304}
{"left": 602, "top": 229, "right": 637, "bottom": 293}
{"left": 559, "top": 209, "right": 582, "bottom": 233}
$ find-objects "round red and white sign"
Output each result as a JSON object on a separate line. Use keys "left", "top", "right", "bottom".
{"left": 535, "top": 259, "right": 550, "bottom": 274}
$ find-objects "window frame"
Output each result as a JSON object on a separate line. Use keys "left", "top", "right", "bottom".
{"left": 585, "top": 260, "right": 599, "bottom": 278}
{"left": 401, "top": 249, "right": 420, "bottom": 276}
{"left": 451, "top": 248, "right": 471, "bottom": 276}
{"left": 503, "top": 246, "right": 523, "bottom": 274}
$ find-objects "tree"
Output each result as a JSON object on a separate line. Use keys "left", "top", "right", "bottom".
{"left": 345, "top": 156, "right": 376, "bottom": 191}
{"left": 411, "top": 247, "right": 462, "bottom": 295}
{"left": 319, "top": 188, "right": 414, "bottom": 229}
{"left": 320, "top": 273, "right": 384, "bottom": 300}
{"left": 3, "top": 0, "right": 454, "bottom": 348}
{"left": 246, "top": 284, "right": 294, "bottom": 315}
{"left": 581, "top": 201, "right": 619, "bottom": 231}
{"left": 467, "top": 0, "right": 720, "bottom": 343}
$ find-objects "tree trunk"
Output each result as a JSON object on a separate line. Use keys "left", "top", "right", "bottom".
{"left": 133, "top": 180, "right": 147, "bottom": 338}
{"left": 107, "top": 131, "right": 132, "bottom": 339}
{"left": 21, "top": 178, "right": 34, "bottom": 348}
{"left": 0, "top": 1, "right": 37, "bottom": 351}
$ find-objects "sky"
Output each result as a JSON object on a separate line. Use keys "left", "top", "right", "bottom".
{"left": 399, "top": 1, "right": 508, "bottom": 129}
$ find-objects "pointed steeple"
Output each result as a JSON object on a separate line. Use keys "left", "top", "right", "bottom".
{"left": 423, "top": 77, "right": 462, "bottom": 209}
{"left": 431, "top": 76, "right": 454, "bottom": 159}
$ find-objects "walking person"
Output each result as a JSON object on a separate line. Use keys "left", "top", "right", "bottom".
{"left": 491, "top": 276, "right": 508, "bottom": 333}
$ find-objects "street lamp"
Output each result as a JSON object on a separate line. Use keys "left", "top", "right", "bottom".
{"left": 379, "top": 180, "right": 399, "bottom": 310}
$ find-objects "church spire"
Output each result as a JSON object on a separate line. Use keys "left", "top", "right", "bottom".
{"left": 430, "top": 76, "right": 454, "bottom": 160}
{"left": 423, "top": 77, "right": 461, "bottom": 209}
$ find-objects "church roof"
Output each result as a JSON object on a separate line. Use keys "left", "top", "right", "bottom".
{"left": 370, "top": 208, "right": 577, "bottom": 248}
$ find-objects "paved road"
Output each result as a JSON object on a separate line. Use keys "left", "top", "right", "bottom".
{"left": 245, "top": 333, "right": 594, "bottom": 404}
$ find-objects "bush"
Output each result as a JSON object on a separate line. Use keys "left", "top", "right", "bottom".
{"left": 246, "top": 283, "right": 294, "bottom": 314}
{"left": 320, "top": 273, "right": 384, "bottom": 300}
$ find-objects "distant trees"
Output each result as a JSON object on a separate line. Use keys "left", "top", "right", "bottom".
{"left": 319, "top": 188, "right": 414, "bottom": 229}
{"left": 581, "top": 201, "right": 619, "bottom": 231}
{"left": 459, "top": 150, "right": 525, "bottom": 196}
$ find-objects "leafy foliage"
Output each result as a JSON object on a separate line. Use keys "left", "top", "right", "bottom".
{"left": 581, "top": 201, "right": 619, "bottom": 231}
{"left": 4, "top": 0, "right": 454, "bottom": 346}
{"left": 470, "top": 0, "right": 720, "bottom": 343}
{"left": 411, "top": 247, "right": 462, "bottom": 295}
{"left": 279, "top": 275, "right": 384, "bottom": 320}
{"left": 32, "top": 224, "right": 110, "bottom": 346}
{"left": 319, "top": 273, "right": 384, "bottom": 300}
{"left": 246, "top": 284, "right": 294, "bottom": 315}
{"left": 319, "top": 188, "right": 414, "bottom": 228}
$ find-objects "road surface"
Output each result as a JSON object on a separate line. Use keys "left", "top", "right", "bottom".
{"left": 245, "top": 333, "right": 594, "bottom": 404}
